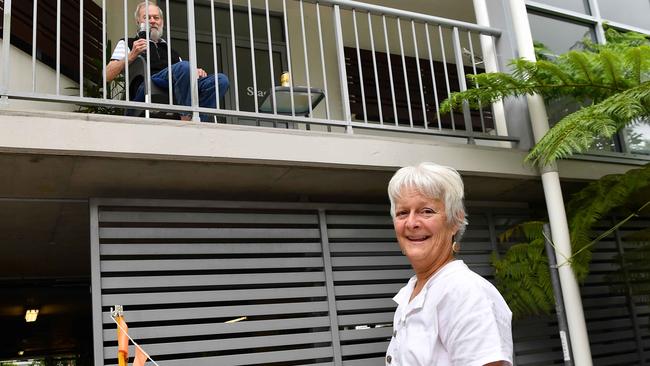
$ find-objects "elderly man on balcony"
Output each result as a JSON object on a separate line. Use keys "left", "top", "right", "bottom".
{"left": 105, "top": 1, "right": 229, "bottom": 122}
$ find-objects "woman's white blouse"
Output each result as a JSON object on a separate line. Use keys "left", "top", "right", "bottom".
{"left": 386, "top": 260, "right": 513, "bottom": 366}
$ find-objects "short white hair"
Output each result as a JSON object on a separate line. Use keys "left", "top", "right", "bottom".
{"left": 134, "top": 1, "right": 162, "bottom": 24}
{"left": 387, "top": 162, "right": 468, "bottom": 240}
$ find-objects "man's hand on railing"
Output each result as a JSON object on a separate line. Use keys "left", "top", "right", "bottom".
{"left": 197, "top": 68, "right": 207, "bottom": 78}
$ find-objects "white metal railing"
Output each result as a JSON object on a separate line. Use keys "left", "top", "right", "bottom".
{"left": 0, "top": 0, "right": 517, "bottom": 145}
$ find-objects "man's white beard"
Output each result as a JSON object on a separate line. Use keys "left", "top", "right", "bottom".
{"left": 150, "top": 26, "right": 163, "bottom": 42}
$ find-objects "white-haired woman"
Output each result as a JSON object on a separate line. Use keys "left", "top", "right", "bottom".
{"left": 385, "top": 162, "right": 513, "bottom": 366}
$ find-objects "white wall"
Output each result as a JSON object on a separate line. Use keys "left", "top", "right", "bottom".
{"left": 0, "top": 40, "right": 78, "bottom": 112}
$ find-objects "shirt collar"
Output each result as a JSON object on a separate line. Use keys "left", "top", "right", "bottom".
{"left": 392, "top": 260, "right": 466, "bottom": 309}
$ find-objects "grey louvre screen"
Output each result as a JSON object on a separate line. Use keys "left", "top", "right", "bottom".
{"left": 582, "top": 215, "right": 650, "bottom": 366}
{"left": 90, "top": 199, "right": 338, "bottom": 366}
{"left": 326, "top": 210, "right": 409, "bottom": 366}
{"left": 93, "top": 198, "right": 639, "bottom": 366}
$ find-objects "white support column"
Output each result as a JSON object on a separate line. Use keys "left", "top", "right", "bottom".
{"left": 508, "top": 1, "right": 593, "bottom": 365}
{"left": 472, "top": 0, "right": 508, "bottom": 139}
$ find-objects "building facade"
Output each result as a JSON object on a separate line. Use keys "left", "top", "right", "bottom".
{"left": 0, "top": 0, "right": 648, "bottom": 365}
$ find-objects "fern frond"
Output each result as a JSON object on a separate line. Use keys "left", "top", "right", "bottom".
{"left": 526, "top": 82, "right": 650, "bottom": 166}
{"left": 566, "top": 164, "right": 650, "bottom": 280}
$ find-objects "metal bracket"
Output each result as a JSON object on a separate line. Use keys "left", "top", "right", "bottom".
{"left": 110, "top": 305, "right": 124, "bottom": 319}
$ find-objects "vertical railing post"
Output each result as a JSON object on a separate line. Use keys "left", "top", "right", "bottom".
{"left": 31, "top": 0, "right": 37, "bottom": 93}
{"left": 79, "top": 0, "right": 84, "bottom": 98}
{"left": 1, "top": 0, "right": 12, "bottom": 106}
{"left": 473, "top": 0, "right": 509, "bottom": 141}
{"left": 333, "top": 5, "right": 352, "bottom": 134}
{"left": 144, "top": 0, "right": 152, "bottom": 118}
{"left": 56, "top": 0, "right": 61, "bottom": 95}
{"left": 186, "top": 0, "right": 200, "bottom": 121}
{"left": 451, "top": 26, "right": 475, "bottom": 144}
{"left": 122, "top": 0, "right": 130, "bottom": 102}
{"left": 165, "top": 0, "right": 173, "bottom": 105}
{"left": 230, "top": 0, "right": 240, "bottom": 112}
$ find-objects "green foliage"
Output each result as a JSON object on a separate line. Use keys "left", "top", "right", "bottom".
{"left": 493, "top": 164, "right": 650, "bottom": 318}
{"left": 67, "top": 40, "right": 125, "bottom": 115}
{"left": 565, "top": 164, "right": 650, "bottom": 280}
{"left": 527, "top": 82, "right": 650, "bottom": 165}
{"left": 493, "top": 221, "right": 555, "bottom": 318}
{"left": 440, "top": 29, "right": 650, "bottom": 166}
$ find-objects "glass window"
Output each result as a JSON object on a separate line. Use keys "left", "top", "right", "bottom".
{"left": 622, "top": 120, "right": 650, "bottom": 155}
{"left": 528, "top": 12, "right": 596, "bottom": 55}
{"left": 598, "top": 0, "right": 650, "bottom": 31}
{"left": 532, "top": 0, "right": 591, "bottom": 14}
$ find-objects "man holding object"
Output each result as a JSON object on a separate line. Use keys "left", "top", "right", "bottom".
{"left": 106, "top": 1, "right": 229, "bottom": 122}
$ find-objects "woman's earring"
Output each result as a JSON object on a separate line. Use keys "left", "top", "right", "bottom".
{"left": 452, "top": 241, "right": 460, "bottom": 253}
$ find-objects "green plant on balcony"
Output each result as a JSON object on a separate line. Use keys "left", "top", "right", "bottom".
{"left": 441, "top": 28, "right": 650, "bottom": 318}
{"left": 68, "top": 40, "right": 125, "bottom": 115}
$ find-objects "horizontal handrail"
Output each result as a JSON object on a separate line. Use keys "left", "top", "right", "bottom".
{"left": 310, "top": 0, "right": 502, "bottom": 36}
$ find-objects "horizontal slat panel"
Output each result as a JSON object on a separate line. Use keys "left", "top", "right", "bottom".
{"left": 101, "top": 257, "right": 324, "bottom": 272}
{"left": 341, "top": 340, "right": 389, "bottom": 356}
{"left": 337, "top": 299, "right": 396, "bottom": 311}
{"left": 326, "top": 215, "right": 392, "bottom": 225}
{"left": 456, "top": 253, "right": 492, "bottom": 264}
{"left": 338, "top": 312, "right": 395, "bottom": 327}
{"left": 101, "top": 272, "right": 325, "bottom": 289}
{"left": 100, "top": 242, "right": 323, "bottom": 255}
{"left": 514, "top": 338, "right": 562, "bottom": 352}
{"left": 105, "top": 346, "right": 334, "bottom": 366}
{"left": 104, "top": 331, "right": 332, "bottom": 356}
{"left": 339, "top": 327, "right": 392, "bottom": 341}
{"left": 330, "top": 243, "right": 399, "bottom": 253}
{"left": 335, "top": 284, "right": 403, "bottom": 297}
{"left": 102, "top": 301, "right": 330, "bottom": 323}
{"left": 327, "top": 228, "right": 396, "bottom": 239}
{"left": 102, "top": 286, "right": 327, "bottom": 306}
{"left": 331, "top": 256, "right": 409, "bottom": 267}
{"left": 99, "top": 227, "right": 321, "bottom": 239}
{"left": 103, "top": 316, "right": 332, "bottom": 341}
{"left": 333, "top": 269, "right": 413, "bottom": 282}
{"left": 100, "top": 211, "right": 318, "bottom": 224}
{"left": 343, "top": 357, "right": 387, "bottom": 366}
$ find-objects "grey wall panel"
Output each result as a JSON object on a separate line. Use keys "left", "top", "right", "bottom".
{"left": 100, "top": 301, "right": 330, "bottom": 323}
{"left": 342, "top": 358, "right": 386, "bottom": 366}
{"left": 100, "top": 242, "right": 323, "bottom": 255}
{"left": 103, "top": 346, "right": 336, "bottom": 366}
{"left": 329, "top": 242, "right": 399, "bottom": 253}
{"left": 103, "top": 316, "right": 332, "bottom": 341}
{"left": 332, "top": 270, "right": 414, "bottom": 282}
{"left": 90, "top": 199, "right": 648, "bottom": 366}
{"left": 341, "top": 341, "right": 390, "bottom": 356}
{"left": 101, "top": 272, "right": 326, "bottom": 288}
{"left": 94, "top": 202, "right": 334, "bottom": 366}
{"left": 99, "top": 227, "right": 321, "bottom": 239}
{"left": 334, "top": 284, "right": 404, "bottom": 297}
{"left": 104, "top": 330, "right": 334, "bottom": 357}
{"left": 101, "top": 286, "right": 327, "bottom": 306}
{"left": 339, "top": 327, "right": 392, "bottom": 341}
{"left": 101, "top": 257, "right": 324, "bottom": 271}
{"left": 337, "top": 312, "right": 395, "bottom": 327}
{"left": 99, "top": 211, "right": 319, "bottom": 224}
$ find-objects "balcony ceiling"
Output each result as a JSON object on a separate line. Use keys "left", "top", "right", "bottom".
{"left": 0, "top": 151, "right": 578, "bottom": 280}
